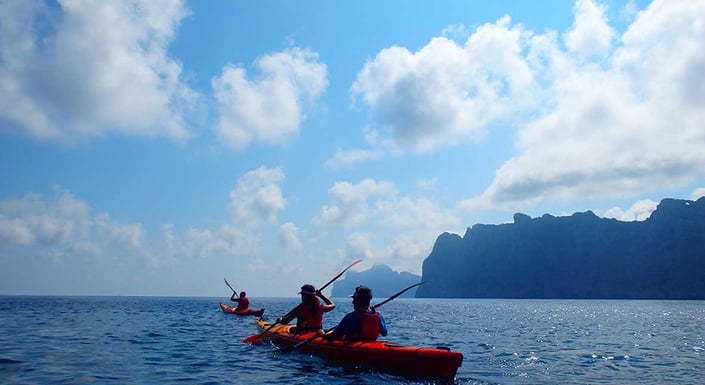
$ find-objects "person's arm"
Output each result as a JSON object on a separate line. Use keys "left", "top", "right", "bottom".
{"left": 378, "top": 312, "right": 388, "bottom": 336}
{"left": 323, "top": 312, "right": 356, "bottom": 341}
{"left": 277, "top": 304, "right": 301, "bottom": 324}
{"left": 230, "top": 292, "right": 238, "bottom": 302}
{"left": 316, "top": 290, "right": 335, "bottom": 312}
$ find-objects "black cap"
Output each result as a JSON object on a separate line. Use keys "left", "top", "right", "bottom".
{"left": 349, "top": 285, "right": 372, "bottom": 301}
{"left": 298, "top": 284, "right": 316, "bottom": 295}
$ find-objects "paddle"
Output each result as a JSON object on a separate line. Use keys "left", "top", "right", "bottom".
{"left": 370, "top": 281, "right": 423, "bottom": 311}
{"left": 242, "top": 259, "right": 363, "bottom": 344}
{"left": 274, "top": 281, "right": 424, "bottom": 353}
{"left": 224, "top": 277, "right": 236, "bottom": 294}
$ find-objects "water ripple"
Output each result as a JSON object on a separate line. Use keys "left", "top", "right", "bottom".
{"left": 1, "top": 297, "right": 705, "bottom": 384}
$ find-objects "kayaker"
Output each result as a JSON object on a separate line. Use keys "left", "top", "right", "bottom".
{"left": 323, "top": 285, "right": 387, "bottom": 341}
{"left": 276, "top": 284, "right": 335, "bottom": 334}
{"left": 230, "top": 291, "right": 250, "bottom": 311}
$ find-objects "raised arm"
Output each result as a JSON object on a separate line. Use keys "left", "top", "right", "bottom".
{"left": 277, "top": 304, "right": 301, "bottom": 324}
{"left": 316, "top": 290, "right": 336, "bottom": 312}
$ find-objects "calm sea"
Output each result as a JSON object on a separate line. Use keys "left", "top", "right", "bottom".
{"left": 1, "top": 296, "right": 703, "bottom": 384}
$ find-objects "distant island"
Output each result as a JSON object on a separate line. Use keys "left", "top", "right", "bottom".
{"left": 416, "top": 197, "right": 705, "bottom": 299}
{"left": 331, "top": 264, "right": 421, "bottom": 299}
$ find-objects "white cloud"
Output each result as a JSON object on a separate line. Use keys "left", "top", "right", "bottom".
{"left": 279, "top": 222, "right": 302, "bottom": 253}
{"left": 0, "top": 186, "right": 143, "bottom": 256}
{"left": 377, "top": 197, "right": 460, "bottom": 230}
{"left": 95, "top": 213, "right": 145, "bottom": 248}
{"left": 0, "top": 217, "right": 34, "bottom": 245}
{"left": 345, "top": 232, "right": 375, "bottom": 261}
{"left": 341, "top": 230, "right": 442, "bottom": 276}
{"left": 229, "top": 166, "right": 287, "bottom": 227}
{"left": 213, "top": 47, "right": 328, "bottom": 149}
{"left": 324, "top": 127, "right": 400, "bottom": 167}
{"left": 317, "top": 179, "right": 462, "bottom": 274}
{"left": 161, "top": 222, "right": 259, "bottom": 260}
{"left": 0, "top": 0, "right": 197, "bottom": 143}
{"left": 462, "top": 0, "right": 705, "bottom": 211}
{"left": 324, "top": 148, "right": 383, "bottom": 168}
{"left": 691, "top": 188, "right": 705, "bottom": 201}
{"left": 603, "top": 199, "right": 658, "bottom": 221}
{"left": 350, "top": 15, "right": 537, "bottom": 154}
{"left": 315, "top": 179, "right": 396, "bottom": 226}
{"left": 564, "top": 0, "right": 616, "bottom": 59}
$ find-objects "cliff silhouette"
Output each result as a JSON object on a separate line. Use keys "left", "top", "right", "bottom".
{"left": 416, "top": 197, "right": 705, "bottom": 299}
{"left": 331, "top": 264, "right": 421, "bottom": 299}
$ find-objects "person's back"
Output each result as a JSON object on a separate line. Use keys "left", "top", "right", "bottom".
{"left": 231, "top": 291, "right": 249, "bottom": 310}
{"left": 324, "top": 285, "right": 387, "bottom": 341}
{"left": 277, "top": 284, "right": 335, "bottom": 334}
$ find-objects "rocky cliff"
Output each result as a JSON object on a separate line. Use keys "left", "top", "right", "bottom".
{"left": 416, "top": 197, "right": 705, "bottom": 299}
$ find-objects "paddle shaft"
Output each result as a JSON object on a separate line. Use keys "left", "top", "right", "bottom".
{"left": 318, "top": 259, "right": 362, "bottom": 292}
{"left": 224, "top": 278, "right": 236, "bottom": 294}
{"left": 370, "top": 282, "right": 423, "bottom": 311}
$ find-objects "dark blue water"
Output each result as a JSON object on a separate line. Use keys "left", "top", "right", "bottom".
{"left": 1, "top": 297, "right": 703, "bottom": 384}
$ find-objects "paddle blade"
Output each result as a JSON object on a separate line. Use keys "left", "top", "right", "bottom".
{"left": 224, "top": 278, "right": 236, "bottom": 293}
{"left": 243, "top": 321, "right": 279, "bottom": 344}
{"left": 242, "top": 333, "right": 263, "bottom": 344}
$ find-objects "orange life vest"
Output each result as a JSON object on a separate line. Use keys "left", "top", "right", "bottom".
{"left": 297, "top": 303, "right": 323, "bottom": 330}
{"left": 358, "top": 311, "right": 381, "bottom": 340}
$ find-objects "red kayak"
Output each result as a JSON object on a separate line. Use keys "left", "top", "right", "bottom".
{"left": 255, "top": 319, "right": 463, "bottom": 379}
{"left": 219, "top": 302, "right": 265, "bottom": 317}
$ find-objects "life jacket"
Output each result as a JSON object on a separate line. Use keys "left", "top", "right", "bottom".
{"left": 236, "top": 297, "right": 250, "bottom": 310}
{"left": 297, "top": 303, "right": 323, "bottom": 330}
{"left": 358, "top": 310, "right": 381, "bottom": 340}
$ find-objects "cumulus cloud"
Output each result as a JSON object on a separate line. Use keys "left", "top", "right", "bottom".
{"left": 350, "top": 14, "right": 536, "bottom": 155}
{"left": 691, "top": 188, "right": 705, "bottom": 201}
{"left": 342, "top": 0, "right": 705, "bottom": 209}
{"left": 213, "top": 47, "right": 328, "bottom": 149}
{"left": 230, "top": 166, "right": 286, "bottom": 227}
{"left": 564, "top": 0, "right": 616, "bottom": 59}
{"left": 315, "top": 179, "right": 397, "bottom": 226}
{"left": 459, "top": 0, "right": 705, "bottom": 210}
{"left": 0, "top": 186, "right": 143, "bottom": 258}
{"left": 0, "top": 0, "right": 197, "bottom": 143}
{"left": 324, "top": 127, "right": 398, "bottom": 168}
{"left": 324, "top": 148, "right": 384, "bottom": 168}
{"left": 345, "top": 232, "right": 374, "bottom": 261}
{"left": 317, "top": 179, "right": 462, "bottom": 274}
{"left": 229, "top": 166, "right": 287, "bottom": 227}
{"left": 377, "top": 197, "right": 460, "bottom": 230}
{"left": 165, "top": 224, "right": 257, "bottom": 259}
{"left": 279, "top": 222, "right": 302, "bottom": 253}
{"left": 159, "top": 165, "right": 288, "bottom": 260}
{"left": 603, "top": 199, "right": 658, "bottom": 221}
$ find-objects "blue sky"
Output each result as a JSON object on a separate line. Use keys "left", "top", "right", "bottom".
{"left": 1, "top": 0, "right": 704, "bottom": 297}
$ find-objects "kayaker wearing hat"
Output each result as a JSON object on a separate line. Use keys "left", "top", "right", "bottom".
{"left": 230, "top": 291, "right": 250, "bottom": 311}
{"left": 277, "top": 284, "right": 336, "bottom": 334}
{"left": 323, "top": 285, "right": 387, "bottom": 341}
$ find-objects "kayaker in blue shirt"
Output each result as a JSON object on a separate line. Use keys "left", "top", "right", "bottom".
{"left": 323, "top": 285, "right": 387, "bottom": 341}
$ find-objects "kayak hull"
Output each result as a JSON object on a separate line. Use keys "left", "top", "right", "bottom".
{"left": 255, "top": 319, "right": 463, "bottom": 379}
{"left": 219, "top": 302, "right": 265, "bottom": 317}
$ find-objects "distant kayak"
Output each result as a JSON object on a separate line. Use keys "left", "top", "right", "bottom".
{"left": 219, "top": 302, "right": 265, "bottom": 316}
{"left": 255, "top": 319, "right": 463, "bottom": 379}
